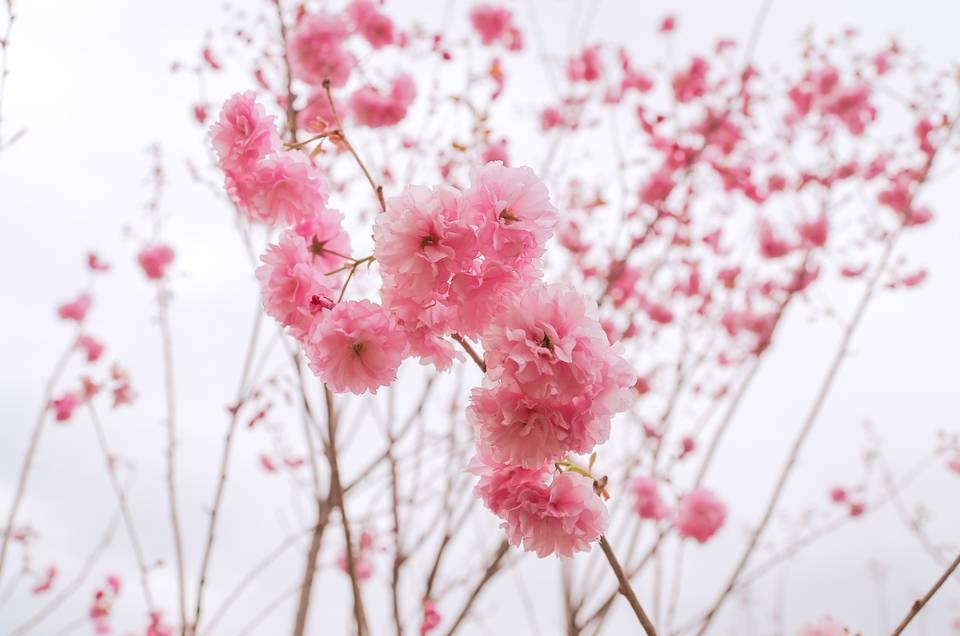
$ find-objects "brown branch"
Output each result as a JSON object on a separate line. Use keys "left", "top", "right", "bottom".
{"left": 292, "top": 353, "right": 333, "bottom": 636}
{"left": 274, "top": 0, "right": 298, "bottom": 144}
{"left": 891, "top": 551, "right": 960, "bottom": 635}
{"left": 324, "top": 385, "right": 369, "bottom": 636}
{"left": 451, "top": 334, "right": 485, "bottom": 373}
{"left": 597, "top": 535, "right": 658, "bottom": 636}
{"left": 321, "top": 79, "right": 386, "bottom": 213}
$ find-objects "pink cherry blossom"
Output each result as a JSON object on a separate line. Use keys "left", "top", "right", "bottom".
{"left": 210, "top": 92, "right": 280, "bottom": 173}
{"left": 481, "top": 138, "right": 509, "bottom": 165}
{"left": 481, "top": 284, "right": 636, "bottom": 409}
{"left": 374, "top": 185, "right": 475, "bottom": 302}
{"left": 287, "top": 12, "right": 355, "bottom": 87}
{"left": 292, "top": 207, "right": 352, "bottom": 273}
{"left": 147, "top": 612, "right": 173, "bottom": 636}
{"left": 58, "top": 293, "right": 92, "bottom": 322}
{"left": 948, "top": 457, "right": 960, "bottom": 475}
{"left": 349, "top": 74, "right": 416, "bottom": 128}
{"left": 472, "top": 456, "right": 608, "bottom": 558}
{"left": 77, "top": 335, "right": 105, "bottom": 363}
{"left": 672, "top": 56, "right": 709, "bottom": 103}
{"left": 795, "top": 618, "right": 848, "bottom": 636}
{"left": 566, "top": 45, "right": 602, "bottom": 83}
{"left": 629, "top": 476, "right": 670, "bottom": 520}
{"left": 469, "top": 4, "right": 513, "bottom": 45}
{"left": 347, "top": 0, "right": 395, "bottom": 49}
{"left": 138, "top": 244, "right": 175, "bottom": 280}
{"left": 470, "top": 383, "right": 609, "bottom": 469}
{"left": 256, "top": 229, "right": 337, "bottom": 340}
{"left": 675, "top": 488, "right": 726, "bottom": 543}
{"left": 297, "top": 90, "right": 342, "bottom": 133}
{"left": 51, "top": 392, "right": 81, "bottom": 422}
{"left": 87, "top": 252, "right": 111, "bottom": 272}
{"left": 303, "top": 300, "right": 406, "bottom": 395}
{"left": 336, "top": 529, "right": 375, "bottom": 580}
{"left": 229, "top": 151, "right": 329, "bottom": 226}
{"left": 463, "top": 162, "right": 557, "bottom": 265}
{"left": 420, "top": 599, "right": 441, "bottom": 635}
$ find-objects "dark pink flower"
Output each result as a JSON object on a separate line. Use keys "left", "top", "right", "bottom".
{"left": 138, "top": 244, "right": 175, "bottom": 280}
{"left": 58, "top": 293, "right": 92, "bottom": 322}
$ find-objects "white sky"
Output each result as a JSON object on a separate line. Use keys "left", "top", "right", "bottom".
{"left": 1, "top": 1, "right": 959, "bottom": 635}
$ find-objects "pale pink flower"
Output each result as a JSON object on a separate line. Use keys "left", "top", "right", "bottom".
{"left": 292, "top": 207, "right": 352, "bottom": 273}
{"left": 229, "top": 151, "right": 329, "bottom": 225}
{"left": 472, "top": 456, "right": 607, "bottom": 558}
{"left": 469, "top": 4, "right": 513, "bottom": 45}
{"left": 138, "top": 244, "right": 175, "bottom": 280}
{"left": 374, "top": 185, "right": 475, "bottom": 302}
{"left": 58, "top": 293, "right": 92, "bottom": 322}
{"left": 446, "top": 260, "right": 531, "bottom": 338}
{"left": 210, "top": 92, "right": 280, "bottom": 173}
{"left": 256, "top": 230, "right": 337, "bottom": 340}
{"left": 481, "top": 284, "right": 636, "bottom": 410}
{"left": 347, "top": 0, "right": 395, "bottom": 49}
{"left": 675, "top": 488, "right": 726, "bottom": 543}
{"left": 469, "top": 384, "right": 608, "bottom": 468}
{"left": 77, "top": 335, "right": 105, "bottom": 363}
{"left": 287, "top": 12, "right": 355, "bottom": 87}
{"left": 463, "top": 162, "right": 557, "bottom": 264}
{"left": 948, "top": 457, "right": 960, "bottom": 475}
{"left": 481, "top": 138, "right": 509, "bottom": 165}
{"left": 795, "top": 618, "right": 848, "bottom": 636}
{"left": 304, "top": 300, "right": 406, "bottom": 394}
{"left": 349, "top": 74, "right": 416, "bottom": 128}
{"left": 297, "top": 90, "right": 343, "bottom": 133}
{"left": 629, "top": 476, "right": 670, "bottom": 520}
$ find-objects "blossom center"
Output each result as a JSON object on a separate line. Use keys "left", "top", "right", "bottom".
{"left": 499, "top": 208, "right": 520, "bottom": 224}
{"left": 352, "top": 342, "right": 365, "bottom": 356}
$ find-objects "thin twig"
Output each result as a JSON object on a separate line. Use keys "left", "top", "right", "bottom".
{"left": 156, "top": 284, "right": 188, "bottom": 635}
{"left": 0, "top": 333, "right": 75, "bottom": 583}
{"left": 87, "top": 403, "right": 156, "bottom": 613}
{"left": 891, "top": 551, "right": 960, "bottom": 635}
{"left": 321, "top": 79, "right": 386, "bottom": 213}
{"left": 191, "top": 307, "right": 263, "bottom": 634}
{"left": 324, "top": 385, "right": 369, "bottom": 636}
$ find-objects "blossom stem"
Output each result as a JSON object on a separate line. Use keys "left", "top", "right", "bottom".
{"left": 321, "top": 79, "right": 386, "bottom": 213}
{"left": 597, "top": 535, "right": 658, "bottom": 636}
{"left": 451, "top": 334, "right": 485, "bottom": 373}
